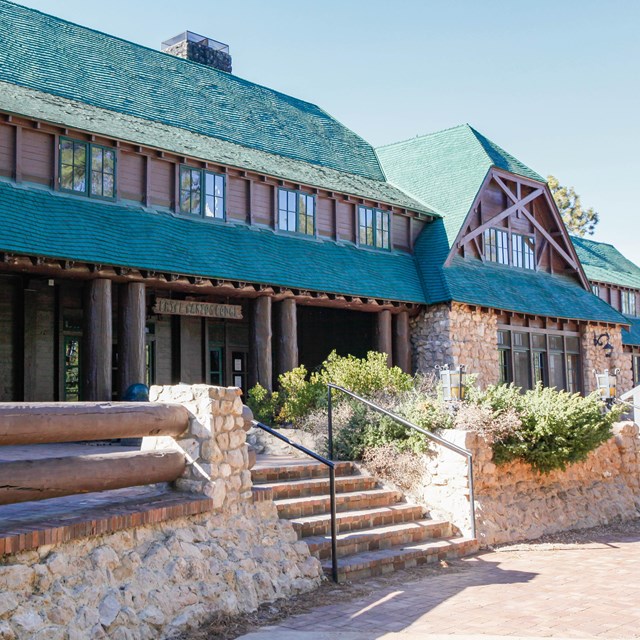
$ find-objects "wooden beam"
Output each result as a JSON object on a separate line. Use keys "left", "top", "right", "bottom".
{"left": 393, "top": 311, "right": 411, "bottom": 373}
{"left": 275, "top": 299, "right": 298, "bottom": 376}
{"left": 462, "top": 189, "right": 543, "bottom": 246}
{"left": 375, "top": 310, "right": 393, "bottom": 367}
{"left": 82, "top": 279, "right": 112, "bottom": 401}
{"left": 0, "top": 450, "right": 185, "bottom": 506}
{"left": 118, "top": 282, "right": 146, "bottom": 398}
{"left": 250, "top": 296, "right": 272, "bottom": 391}
{"left": 0, "top": 402, "right": 188, "bottom": 446}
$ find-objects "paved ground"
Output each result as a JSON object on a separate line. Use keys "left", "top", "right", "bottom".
{"left": 236, "top": 522, "right": 640, "bottom": 640}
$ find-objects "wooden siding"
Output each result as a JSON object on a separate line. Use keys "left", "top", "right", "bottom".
{"left": 316, "top": 197, "right": 333, "bottom": 238}
{"left": 393, "top": 214, "right": 410, "bottom": 251}
{"left": 336, "top": 201, "right": 354, "bottom": 242}
{"left": 22, "top": 129, "right": 53, "bottom": 186}
{"left": 0, "top": 123, "right": 14, "bottom": 178}
{"left": 227, "top": 175, "right": 247, "bottom": 222}
{"left": 119, "top": 150, "right": 145, "bottom": 203}
{"left": 179, "top": 316, "right": 203, "bottom": 383}
{"left": 251, "top": 182, "right": 273, "bottom": 226}
{"left": 154, "top": 316, "right": 173, "bottom": 385}
{"left": 149, "top": 158, "right": 173, "bottom": 209}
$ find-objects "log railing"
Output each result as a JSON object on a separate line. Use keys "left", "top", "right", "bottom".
{"left": 0, "top": 402, "right": 190, "bottom": 506}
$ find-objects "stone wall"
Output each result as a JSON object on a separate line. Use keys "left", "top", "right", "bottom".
{"left": 411, "top": 302, "right": 498, "bottom": 387}
{"left": 581, "top": 323, "right": 633, "bottom": 394}
{"left": 421, "top": 423, "right": 640, "bottom": 547}
{"left": 0, "top": 385, "right": 323, "bottom": 639}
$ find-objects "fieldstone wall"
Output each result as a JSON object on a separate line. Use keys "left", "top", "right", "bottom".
{"left": 247, "top": 426, "right": 325, "bottom": 459}
{"left": 421, "top": 423, "right": 640, "bottom": 547}
{"left": 411, "top": 302, "right": 499, "bottom": 387}
{"left": 581, "top": 323, "right": 633, "bottom": 394}
{"left": 0, "top": 385, "right": 323, "bottom": 639}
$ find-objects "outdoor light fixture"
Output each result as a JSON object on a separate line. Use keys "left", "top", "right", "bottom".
{"left": 594, "top": 368, "right": 620, "bottom": 406}
{"left": 438, "top": 364, "right": 466, "bottom": 401}
{"left": 593, "top": 332, "right": 614, "bottom": 358}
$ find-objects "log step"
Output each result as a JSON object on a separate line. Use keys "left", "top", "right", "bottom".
{"left": 304, "top": 519, "right": 454, "bottom": 560}
{"left": 258, "top": 474, "right": 377, "bottom": 500}
{"left": 290, "top": 503, "right": 425, "bottom": 537}
{"left": 275, "top": 488, "right": 402, "bottom": 519}
{"left": 321, "top": 537, "right": 479, "bottom": 582}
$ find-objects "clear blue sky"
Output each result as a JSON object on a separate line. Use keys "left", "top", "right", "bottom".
{"left": 18, "top": 0, "right": 640, "bottom": 263}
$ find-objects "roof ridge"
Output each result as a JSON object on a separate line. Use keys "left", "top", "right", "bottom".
{"left": 375, "top": 123, "right": 472, "bottom": 150}
{"left": 0, "top": 0, "right": 330, "bottom": 115}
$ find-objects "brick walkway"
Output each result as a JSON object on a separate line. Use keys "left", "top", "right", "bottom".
{"left": 238, "top": 526, "right": 640, "bottom": 639}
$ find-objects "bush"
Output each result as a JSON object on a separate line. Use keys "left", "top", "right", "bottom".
{"left": 362, "top": 444, "right": 425, "bottom": 494}
{"left": 246, "top": 383, "right": 281, "bottom": 425}
{"left": 470, "top": 383, "right": 623, "bottom": 473}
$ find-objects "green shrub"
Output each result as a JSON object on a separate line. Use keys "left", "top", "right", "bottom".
{"left": 471, "top": 383, "right": 623, "bottom": 473}
{"left": 277, "top": 365, "right": 325, "bottom": 424}
{"left": 246, "top": 383, "right": 281, "bottom": 425}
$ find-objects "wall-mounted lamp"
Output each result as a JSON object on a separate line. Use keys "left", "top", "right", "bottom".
{"left": 593, "top": 332, "right": 614, "bottom": 358}
{"left": 437, "top": 364, "right": 466, "bottom": 401}
{"left": 594, "top": 368, "right": 620, "bottom": 406}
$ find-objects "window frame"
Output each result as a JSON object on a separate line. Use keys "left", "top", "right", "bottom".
{"left": 511, "top": 232, "right": 536, "bottom": 270}
{"left": 178, "top": 165, "right": 226, "bottom": 220}
{"left": 357, "top": 205, "right": 391, "bottom": 250}
{"left": 621, "top": 290, "right": 637, "bottom": 317}
{"left": 277, "top": 187, "right": 316, "bottom": 236}
{"left": 483, "top": 227, "right": 510, "bottom": 265}
{"left": 591, "top": 284, "right": 600, "bottom": 297}
{"left": 58, "top": 136, "right": 117, "bottom": 201}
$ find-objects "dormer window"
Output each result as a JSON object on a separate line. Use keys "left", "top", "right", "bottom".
{"left": 358, "top": 206, "right": 390, "bottom": 249}
{"left": 59, "top": 138, "right": 116, "bottom": 200}
{"left": 277, "top": 188, "right": 315, "bottom": 235}
{"left": 621, "top": 290, "right": 637, "bottom": 316}
{"left": 483, "top": 228, "right": 535, "bottom": 270}
{"left": 483, "top": 228, "right": 509, "bottom": 264}
{"left": 179, "top": 166, "right": 225, "bottom": 219}
{"left": 512, "top": 233, "right": 535, "bottom": 270}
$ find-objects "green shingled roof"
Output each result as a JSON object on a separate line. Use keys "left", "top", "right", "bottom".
{"left": 377, "top": 124, "right": 545, "bottom": 246}
{"left": 0, "top": 180, "right": 427, "bottom": 304}
{"left": 623, "top": 316, "right": 640, "bottom": 346}
{"left": 0, "top": 0, "right": 384, "bottom": 181}
{"left": 417, "top": 255, "right": 627, "bottom": 324}
{"left": 571, "top": 236, "right": 640, "bottom": 290}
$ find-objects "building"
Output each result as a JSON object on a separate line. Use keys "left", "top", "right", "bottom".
{"left": 0, "top": 1, "right": 634, "bottom": 402}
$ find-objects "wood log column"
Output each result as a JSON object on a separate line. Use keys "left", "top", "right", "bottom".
{"left": 118, "top": 282, "right": 146, "bottom": 398}
{"left": 82, "top": 279, "right": 112, "bottom": 401}
{"left": 250, "top": 296, "right": 273, "bottom": 391}
{"left": 393, "top": 310, "right": 412, "bottom": 374}
{"left": 375, "top": 310, "right": 393, "bottom": 367}
{"left": 276, "top": 299, "right": 298, "bottom": 376}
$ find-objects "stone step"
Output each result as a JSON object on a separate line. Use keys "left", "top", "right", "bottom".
{"left": 304, "top": 519, "right": 454, "bottom": 560}
{"left": 257, "top": 474, "right": 378, "bottom": 500}
{"left": 252, "top": 460, "right": 355, "bottom": 484}
{"left": 290, "top": 503, "right": 425, "bottom": 537}
{"left": 321, "top": 536, "right": 479, "bottom": 582}
{"left": 275, "top": 488, "right": 403, "bottom": 519}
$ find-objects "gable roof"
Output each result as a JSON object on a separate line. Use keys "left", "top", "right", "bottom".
{"left": 571, "top": 236, "right": 640, "bottom": 290}
{"left": 377, "top": 124, "right": 544, "bottom": 247}
{"left": 0, "top": 1, "right": 384, "bottom": 182}
{"left": 0, "top": 180, "right": 427, "bottom": 304}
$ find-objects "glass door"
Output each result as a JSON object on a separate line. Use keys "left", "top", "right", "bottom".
{"left": 209, "top": 346, "right": 224, "bottom": 386}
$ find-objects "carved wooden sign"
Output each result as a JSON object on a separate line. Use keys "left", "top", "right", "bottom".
{"left": 153, "top": 298, "right": 243, "bottom": 320}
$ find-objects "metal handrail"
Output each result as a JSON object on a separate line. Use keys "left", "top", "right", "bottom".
{"left": 327, "top": 383, "right": 477, "bottom": 540}
{"left": 252, "top": 420, "right": 338, "bottom": 583}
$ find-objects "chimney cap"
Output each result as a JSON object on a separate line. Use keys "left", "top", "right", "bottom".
{"left": 161, "top": 31, "right": 229, "bottom": 55}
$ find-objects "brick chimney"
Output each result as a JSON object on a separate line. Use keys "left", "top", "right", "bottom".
{"left": 161, "top": 31, "right": 232, "bottom": 73}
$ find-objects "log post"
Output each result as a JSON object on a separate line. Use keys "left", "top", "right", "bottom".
{"left": 276, "top": 298, "right": 298, "bottom": 376}
{"left": 82, "top": 278, "right": 112, "bottom": 401}
{"left": 375, "top": 310, "right": 393, "bottom": 367}
{"left": 393, "top": 310, "right": 412, "bottom": 374}
{"left": 118, "top": 282, "right": 146, "bottom": 398}
{"left": 250, "top": 296, "right": 272, "bottom": 391}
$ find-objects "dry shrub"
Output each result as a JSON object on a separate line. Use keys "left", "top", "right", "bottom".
{"left": 362, "top": 444, "right": 425, "bottom": 494}
{"left": 453, "top": 403, "right": 521, "bottom": 443}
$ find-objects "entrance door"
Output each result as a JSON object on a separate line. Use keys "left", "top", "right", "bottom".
{"left": 209, "top": 346, "right": 224, "bottom": 386}
{"left": 63, "top": 335, "right": 81, "bottom": 400}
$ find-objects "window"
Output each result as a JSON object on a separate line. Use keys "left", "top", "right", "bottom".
{"left": 358, "top": 206, "right": 390, "bottom": 249}
{"left": 483, "top": 228, "right": 509, "bottom": 264}
{"left": 179, "top": 166, "right": 225, "bottom": 219}
{"left": 591, "top": 284, "right": 600, "bottom": 296}
{"left": 512, "top": 234, "right": 535, "bottom": 270}
{"left": 59, "top": 138, "right": 116, "bottom": 199}
{"left": 497, "top": 329, "right": 582, "bottom": 393}
{"left": 277, "top": 188, "right": 315, "bottom": 235}
{"left": 634, "top": 355, "right": 640, "bottom": 386}
{"left": 621, "top": 290, "right": 637, "bottom": 316}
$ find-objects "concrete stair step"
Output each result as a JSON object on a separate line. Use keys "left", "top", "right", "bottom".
{"left": 290, "top": 503, "right": 425, "bottom": 537}
{"left": 257, "top": 474, "right": 377, "bottom": 500}
{"left": 321, "top": 536, "right": 479, "bottom": 582}
{"left": 304, "top": 518, "right": 454, "bottom": 560}
{"left": 252, "top": 460, "right": 355, "bottom": 484}
{"left": 275, "top": 488, "right": 402, "bottom": 519}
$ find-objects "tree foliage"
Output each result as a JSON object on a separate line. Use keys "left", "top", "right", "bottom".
{"left": 547, "top": 174, "right": 599, "bottom": 237}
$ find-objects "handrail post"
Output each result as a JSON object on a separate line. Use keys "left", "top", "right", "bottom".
{"left": 327, "top": 385, "right": 334, "bottom": 461}
{"left": 467, "top": 453, "right": 476, "bottom": 540}
{"left": 329, "top": 464, "right": 338, "bottom": 583}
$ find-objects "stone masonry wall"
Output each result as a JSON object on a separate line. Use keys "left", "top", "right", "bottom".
{"left": 411, "top": 302, "right": 499, "bottom": 388}
{"left": 0, "top": 385, "right": 322, "bottom": 639}
{"left": 581, "top": 323, "right": 633, "bottom": 395}
{"left": 421, "top": 423, "right": 640, "bottom": 547}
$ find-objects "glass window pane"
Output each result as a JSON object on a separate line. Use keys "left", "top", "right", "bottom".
{"left": 205, "top": 172, "right": 215, "bottom": 197}
{"left": 549, "top": 336, "right": 563, "bottom": 351}
{"left": 104, "top": 149, "right": 115, "bottom": 174}
{"left": 60, "top": 140, "right": 73, "bottom": 165}
{"left": 566, "top": 354, "right": 580, "bottom": 393}
{"left": 513, "top": 350, "right": 531, "bottom": 390}
{"left": 181, "top": 168, "right": 192, "bottom": 191}
{"left": 60, "top": 164, "right": 74, "bottom": 191}
{"left": 73, "top": 166, "right": 85, "bottom": 192}
{"left": 91, "top": 171, "right": 102, "bottom": 196}
{"left": 278, "top": 189, "right": 287, "bottom": 211}
{"left": 288, "top": 191, "right": 296, "bottom": 211}
{"left": 190, "top": 189, "right": 200, "bottom": 215}
{"left": 74, "top": 142, "right": 86, "bottom": 166}
{"left": 288, "top": 208, "right": 296, "bottom": 231}
{"left": 532, "top": 334, "right": 546, "bottom": 350}
{"left": 92, "top": 148, "right": 102, "bottom": 172}
{"left": 549, "top": 353, "right": 565, "bottom": 390}
{"left": 565, "top": 337, "right": 580, "bottom": 353}
{"left": 205, "top": 195, "right": 215, "bottom": 217}
{"left": 103, "top": 173, "right": 114, "bottom": 198}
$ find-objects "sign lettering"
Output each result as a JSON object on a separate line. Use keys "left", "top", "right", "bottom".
{"left": 153, "top": 298, "right": 243, "bottom": 320}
